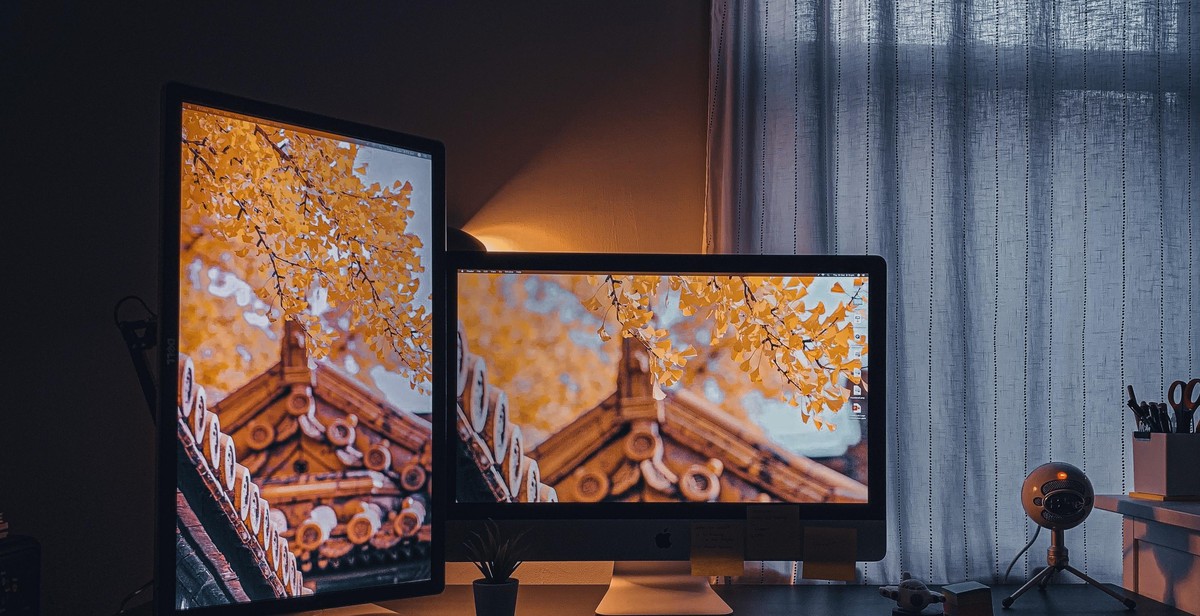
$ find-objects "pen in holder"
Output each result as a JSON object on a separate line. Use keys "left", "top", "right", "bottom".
{"left": 1125, "top": 385, "right": 1183, "bottom": 433}
{"left": 1157, "top": 403, "right": 1174, "bottom": 433}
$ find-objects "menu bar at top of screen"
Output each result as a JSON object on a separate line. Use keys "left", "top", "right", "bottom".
{"left": 369, "top": 143, "right": 433, "bottom": 159}
{"left": 459, "top": 270, "right": 869, "bottom": 277}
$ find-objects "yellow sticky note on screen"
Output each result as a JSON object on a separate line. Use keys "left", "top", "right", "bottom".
{"left": 690, "top": 522, "right": 745, "bottom": 576}
{"left": 801, "top": 526, "right": 857, "bottom": 581}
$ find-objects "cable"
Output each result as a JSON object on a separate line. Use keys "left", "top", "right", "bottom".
{"left": 113, "top": 579, "right": 153, "bottom": 615}
{"left": 113, "top": 295, "right": 157, "bottom": 328}
{"left": 1003, "top": 524, "right": 1041, "bottom": 583}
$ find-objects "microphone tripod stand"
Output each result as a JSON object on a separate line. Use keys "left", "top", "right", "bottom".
{"left": 1001, "top": 528, "right": 1135, "bottom": 610}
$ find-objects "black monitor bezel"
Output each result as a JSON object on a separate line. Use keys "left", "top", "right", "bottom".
{"left": 157, "top": 83, "right": 445, "bottom": 615}
{"left": 445, "top": 251, "right": 886, "bottom": 523}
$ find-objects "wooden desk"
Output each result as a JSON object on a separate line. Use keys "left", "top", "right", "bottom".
{"left": 377, "top": 583, "right": 1186, "bottom": 615}
{"left": 1096, "top": 495, "right": 1200, "bottom": 615}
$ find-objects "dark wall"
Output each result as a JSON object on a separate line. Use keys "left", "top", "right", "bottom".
{"left": 0, "top": 2, "right": 707, "bottom": 612}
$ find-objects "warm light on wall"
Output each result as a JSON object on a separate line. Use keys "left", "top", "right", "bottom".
{"left": 462, "top": 221, "right": 574, "bottom": 252}
{"left": 468, "top": 232, "right": 519, "bottom": 252}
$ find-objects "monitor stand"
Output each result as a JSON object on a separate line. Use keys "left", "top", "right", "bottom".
{"left": 595, "top": 561, "right": 733, "bottom": 615}
{"left": 287, "top": 605, "right": 397, "bottom": 615}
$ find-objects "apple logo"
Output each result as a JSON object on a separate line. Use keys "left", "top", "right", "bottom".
{"left": 654, "top": 528, "right": 672, "bottom": 549}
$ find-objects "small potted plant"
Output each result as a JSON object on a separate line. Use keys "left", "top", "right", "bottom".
{"left": 465, "top": 519, "right": 527, "bottom": 616}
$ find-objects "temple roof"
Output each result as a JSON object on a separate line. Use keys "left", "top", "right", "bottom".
{"left": 454, "top": 321, "right": 559, "bottom": 504}
{"left": 175, "top": 353, "right": 304, "bottom": 606}
{"left": 456, "top": 321, "right": 867, "bottom": 505}
{"left": 206, "top": 320, "right": 433, "bottom": 590}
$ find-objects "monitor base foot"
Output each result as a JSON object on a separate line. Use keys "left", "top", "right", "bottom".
{"left": 595, "top": 561, "right": 733, "bottom": 615}
{"left": 286, "top": 604, "right": 397, "bottom": 615}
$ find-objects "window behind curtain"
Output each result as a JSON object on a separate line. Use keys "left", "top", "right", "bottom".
{"left": 707, "top": 0, "right": 1199, "bottom": 585}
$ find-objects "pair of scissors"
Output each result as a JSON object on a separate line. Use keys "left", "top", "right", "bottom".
{"left": 1167, "top": 378, "right": 1200, "bottom": 434}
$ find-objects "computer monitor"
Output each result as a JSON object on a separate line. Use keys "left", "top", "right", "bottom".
{"left": 445, "top": 252, "right": 886, "bottom": 614}
{"left": 157, "top": 84, "right": 445, "bottom": 614}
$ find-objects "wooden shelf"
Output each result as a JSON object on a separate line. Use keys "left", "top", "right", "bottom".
{"left": 1095, "top": 494, "right": 1200, "bottom": 532}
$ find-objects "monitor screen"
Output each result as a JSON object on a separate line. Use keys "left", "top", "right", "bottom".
{"left": 452, "top": 264, "right": 872, "bottom": 507}
{"left": 160, "top": 85, "right": 443, "bottom": 614}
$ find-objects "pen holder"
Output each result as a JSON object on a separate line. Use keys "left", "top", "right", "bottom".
{"left": 1131, "top": 432, "right": 1200, "bottom": 498}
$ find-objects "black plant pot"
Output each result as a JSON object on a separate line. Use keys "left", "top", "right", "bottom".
{"left": 472, "top": 578, "right": 519, "bottom": 616}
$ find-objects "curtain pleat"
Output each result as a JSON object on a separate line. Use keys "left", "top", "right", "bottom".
{"left": 708, "top": 0, "right": 1200, "bottom": 585}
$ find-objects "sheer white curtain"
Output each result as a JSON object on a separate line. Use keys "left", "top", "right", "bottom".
{"left": 708, "top": 0, "right": 1199, "bottom": 585}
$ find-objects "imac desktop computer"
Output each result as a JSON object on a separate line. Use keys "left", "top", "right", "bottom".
{"left": 158, "top": 85, "right": 445, "bottom": 615}
{"left": 445, "top": 252, "right": 887, "bottom": 615}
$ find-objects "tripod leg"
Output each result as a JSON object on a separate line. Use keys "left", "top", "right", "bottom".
{"left": 1002, "top": 566, "right": 1057, "bottom": 608}
{"left": 1037, "top": 568, "right": 1056, "bottom": 590}
{"left": 1062, "top": 565, "right": 1137, "bottom": 610}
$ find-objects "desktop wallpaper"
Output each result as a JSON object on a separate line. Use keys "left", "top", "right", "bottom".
{"left": 174, "top": 104, "right": 434, "bottom": 608}
{"left": 455, "top": 272, "right": 869, "bottom": 505}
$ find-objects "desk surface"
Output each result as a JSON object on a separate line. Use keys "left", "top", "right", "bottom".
{"left": 378, "top": 583, "right": 1186, "bottom": 615}
{"left": 1095, "top": 494, "right": 1200, "bottom": 531}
